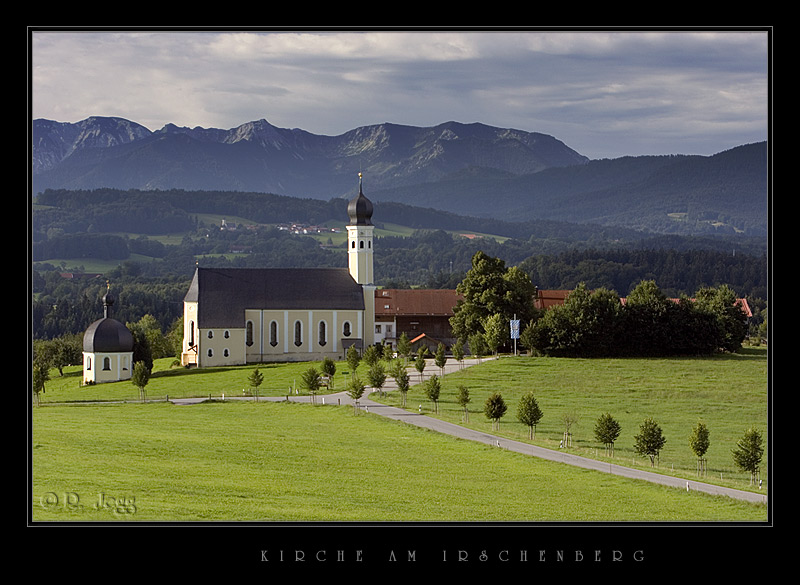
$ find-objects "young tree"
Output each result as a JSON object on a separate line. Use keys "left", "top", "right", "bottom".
{"left": 689, "top": 421, "right": 711, "bottom": 475}
{"left": 425, "top": 374, "right": 441, "bottom": 414}
{"left": 347, "top": 376, "right": 366, "bottom": 414}
{"left": 484, "top": 392, "right": 508, "bottom": 431}
{"left": 300, "top": 366, "right": 322, "bottom": 405}
{"left": 395, "top": 367, "right": 410, "bottom": 407}
{"left": 634, "top": 417, "right": 667, "bottom": 467}
{"left": 131, "top": 361, "right": 151, "bottom": 403}
{"left": 468, "top": 332, "right": 487, "bottom": 363}
{"left": 248, "top": 367, "right": 264, "bottom": 402}
{"left": 732, "top": 426, "right": 764, "bottom": 485}
{"left": 397, "top": 332, "right": 412, "bottom": 361}
{"left": 518, "top": 320, "right": 539, "bottom": 357}
{"left": 594, "top": 413, "right": 622, "bottom": 457}
{"left": 452, "top": 340, "right": 465, "bottom": 369}
{"left": 414, "top": 348, "right": 427, "bottom": 383}
{"left": 346, "top": 345, "right": 361, "bottom": 375}
{"left": 320, "top": 356, "right": 336, "bottom": 390}
{"left": 367, "top": 362, "right": 387, "bottom": 397}
{"left": 482, "top": 313, "right": 505, "bottom": 356}
{"left": 517, "top": 392, "right": 544, "bottom": 440}
{"left": 434, "top": 342, "right": 448, "bottom": 376}
{"left": 363, "top": 344, "right": 380, "bottom": 367}
{"left": 456, "top": 385, "right": 471, "bottom": 422}
{"left": 561, "top": 411, "right": 579, "bottom": 448}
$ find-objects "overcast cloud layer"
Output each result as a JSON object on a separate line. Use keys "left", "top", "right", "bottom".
{"left": 30, "top": 29, "right": 770, "bottom": 160}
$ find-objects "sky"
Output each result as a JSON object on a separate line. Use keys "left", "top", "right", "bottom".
{"left": 29, "top": 28, "right": 770, "bottom": 160}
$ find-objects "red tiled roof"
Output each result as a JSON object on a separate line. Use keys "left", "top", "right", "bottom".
{"left": 375, "top": 289, "right": 463, "bottom": 317}
{"left": 372, "top": 288, "right": 753, "bottom": 319}
{"left": 534, "top": 289, "right": 573, "bottom": 310}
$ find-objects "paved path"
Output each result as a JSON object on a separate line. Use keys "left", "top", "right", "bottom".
{"left": 174, "top": 357, "right": 768, "bottom": 505}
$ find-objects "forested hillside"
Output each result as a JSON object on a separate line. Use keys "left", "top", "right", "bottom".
{"left": 31, "top": 187, "right": 768, "bottom": 342}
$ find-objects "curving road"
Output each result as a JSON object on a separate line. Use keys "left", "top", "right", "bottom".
{"left": 174, "top": 357, "right": 768, "bottom": 505}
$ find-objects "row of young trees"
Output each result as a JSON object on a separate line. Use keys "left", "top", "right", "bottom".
{"left": 460, "top": 389, "right": 764, "bottom": 484}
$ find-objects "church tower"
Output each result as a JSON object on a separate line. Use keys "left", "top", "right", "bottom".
{"left": 346, "top": 172, "right": 374, "bottom": 286}
{"left": 346, "top": 173, "right": 375, "bottom": 351}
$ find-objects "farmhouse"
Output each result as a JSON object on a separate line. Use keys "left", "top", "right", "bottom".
{"left": 374, "top": 288, "right": 463, "bottom": 353}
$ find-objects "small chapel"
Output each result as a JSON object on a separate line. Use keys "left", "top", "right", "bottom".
{"left": 180, "top": 174, "right": 377, "bottom": 367}
{"left": 82, "top": 285, "right": 135, "bottom": 384}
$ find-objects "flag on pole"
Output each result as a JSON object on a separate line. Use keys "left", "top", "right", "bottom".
{"left": 510, "top": 319, "right": 520, "bottom": 339}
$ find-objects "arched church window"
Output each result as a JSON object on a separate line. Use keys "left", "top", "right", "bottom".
{"left": 351, "top": 241, "right": 355, "bottom": 249}
{"left": 343, "top": 321, "right": 351, "bottom": 337}
{"left": 224, "top": 330, "right": 230, "bottom": 339}
{"left": 270, "top": 321, "right": 279, "bottom": 347}
{"left": 208, "top": 349, "right": 213, "bottom": 357}
{"left": 360, "top": 241, "right": 364, "bottom": 249}
{"left": 103, "top": 357, "right": 111, "bottom": 371}
{"left": 246, "top": 321, "right": 254, "bottom": 347}
{"left": 86, "top": 356, "right": 92, "bottom": 370}
{"left": 189, "top": 321, "right": 195, "bottom": 348}
{"left": 294, "top": 320, "right": 303, "bottom": 347}
{"left": 318, "top": 321, "right": 327, "bottom": 347}
{"left": 208, "top": 330, "right": 213, "bottom": 339}
{"left": 223, "top": 348, "right": 229, "bottom": 357}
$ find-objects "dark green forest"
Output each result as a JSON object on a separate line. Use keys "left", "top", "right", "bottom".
{"left": 31, "top": 188, "right": 768, "bottom": 342}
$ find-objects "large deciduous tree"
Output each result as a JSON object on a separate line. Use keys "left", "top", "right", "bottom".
{"left": 451, "top": 251, "right": 537, "bottom": 346}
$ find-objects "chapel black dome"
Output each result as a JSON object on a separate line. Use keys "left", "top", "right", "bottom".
{"left": 347, "top": 175, "right": 373, "bottom": 226}
{"left": 83, "top": 318, "right": 134, "bottom": 353}
{"left": 82, "top": 289, "right": 134, "bottom": 352}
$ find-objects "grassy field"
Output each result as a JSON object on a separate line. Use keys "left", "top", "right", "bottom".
{"left": 31, "top": 349, "right": 769, "bottom": 522}
{"left": 378, "top": 349, "right": 769, "bottom": 492}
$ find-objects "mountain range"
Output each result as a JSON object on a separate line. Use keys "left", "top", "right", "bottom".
{"left": 31, "top": 116, "right": 768, "bottom": 236}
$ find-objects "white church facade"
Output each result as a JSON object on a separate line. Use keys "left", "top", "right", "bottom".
{"left": 181, "top": 175, "right": 376, "bottom": 367}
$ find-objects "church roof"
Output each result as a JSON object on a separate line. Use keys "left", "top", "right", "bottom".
{"left": 185, "top": 267, "right": 365, "bottom": 328}
{"left": 83, "top": 318, "right": 135, "bottom": 353}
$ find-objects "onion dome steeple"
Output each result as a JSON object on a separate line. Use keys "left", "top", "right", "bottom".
{"left": 347, "top": 172, "right": 373, "bottom": 226}
{"left": 83, "top": 283, "right": 134, "bottom": 353}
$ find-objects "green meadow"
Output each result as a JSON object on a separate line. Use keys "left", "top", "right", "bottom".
{"left": 379, "top": 349, "right": 769, "bottom": 491}
{"left": 31, "top": 349, "right": 768, "bottom": 522}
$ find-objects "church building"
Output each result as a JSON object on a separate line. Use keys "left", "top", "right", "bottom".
{"left": 180, "top": 175, "right": 376, "bottom": 367}
{"left": 82, "top": 286, "right": 134, "bottom": 384}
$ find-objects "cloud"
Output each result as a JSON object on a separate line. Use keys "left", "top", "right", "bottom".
{"left": 30, "top": 29, "right": 769, "bottom": 159}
